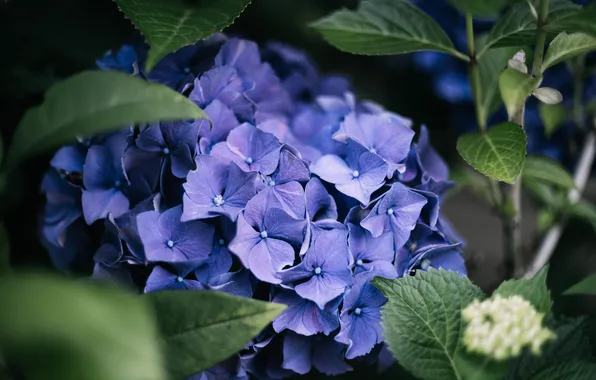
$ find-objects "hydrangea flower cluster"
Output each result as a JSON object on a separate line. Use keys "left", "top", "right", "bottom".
{"left": 410, "top": 0, "right": 596, "bottom": 164}
{"left": 462, "top": 295, "right": 556, "bottom": 360}
{"left": 41, "top": 34, "right": 466, "bottom": 379}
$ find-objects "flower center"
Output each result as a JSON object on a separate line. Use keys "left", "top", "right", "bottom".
{"left": 162, "top": 147, "right": 170, "bottom": 155}
{"left": 176, "top": 276, "right": 184, "bottom": 283}
{"left": 166, "top": 240, "right": 174, "bottom": 248}
{"left": 213, "top": 194, "right": 225, "bottom": 206}
{"left": 421, "top": 259, "right": 431, "bottom": 270}
{"left": 267, "top": 179, "right": 276, "bottom": 186}
{"left": 114, "top": 180, "right": 122, "bottom": 189}
{"left": 356, "top": 259, "right": 363, "bottom": 266}
{"left": 386, "top": 208, "right": 394, "bottom": 215}
{"left": 314, "top": 267, "right": 322, "bottom": 275}
{"left": 260, "top": 231, "right": 268, "bottom": 239}
{"left": 245, "top": 157, "right": 254, "bottom": 165}
{"left": 370, "top": 147, "right": 377, "bottom": 154}
{"left": 354, "top": 308, "right": 362, "bottom": 316}
{"left": 219, "top": 239, "right": 225, "bottom": 246}
{"left": 352, "top": 170, "right": 360, "bottom": 178}
{"left": 183, "top": 67, "right": 191, "bottom": 73}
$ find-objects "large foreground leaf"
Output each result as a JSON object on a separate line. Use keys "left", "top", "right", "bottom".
{"left": 145, "top": 290, "right": 285, "bottom": 379}
{"left": 5, "top": 71, "right": 207, "bottom": 170}
{"left": 115, "top": 0, "right": 252, "bottom": 71}
{"left": 373, "top": 269, "right": 486, "bottom": 380}
{"left": 0, "top": 273, "right": 165, "bottom": 380}
{"left": 527, "top": 361, "right": 596, "bottom": 380}
{"left": 310, "top": 0, "right": 461, "bottom": 57}
{"left": 448, "top": 0, "right": 506, "bottom": 17}
{"left": 457, "top": 122, "right": 527, "bottom": 184}
{"left": 542, "top": 32, "right": 596, "bottom": 71}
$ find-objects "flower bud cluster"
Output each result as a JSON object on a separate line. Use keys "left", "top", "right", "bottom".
{"left": 462, "top": 295, "right": 556, "bottom": 360}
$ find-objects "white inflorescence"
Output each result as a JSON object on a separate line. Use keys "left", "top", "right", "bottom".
{"left": 461, "top": 295, "right": 555, "bottom": 360}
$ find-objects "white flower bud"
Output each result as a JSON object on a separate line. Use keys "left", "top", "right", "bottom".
{"left": 461, "top": 295, "right": 556, "bottom": 360}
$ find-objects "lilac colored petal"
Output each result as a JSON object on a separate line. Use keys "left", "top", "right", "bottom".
{"left": 416, "top": 125, "right": 449, "bottom": 181}
{"left": 113, "top": 196, "right": 156, "bottom": 263}
{"left": 83, "top": 141, "right": 125, "bottom": 189}
{"left": 135, "top": 123, "right": 166, "bottom": 152}
{"left": 82, "top": 189, "right": 129, "bottom": 224}
{"left": 272, "top": 290, "right": 340, "bottom": 336}
{"left": 229, "top": 213, "right": 294, "bottom": 284}
{"left": 42, "top": 170, "right": 83, "bottom": 245}
{"left": 336, "top": 277, "right": 386, "bottom": 359}
{"left": 198, "top": 100, "right": 239, "bottom": 154}
{"left": 182, "top": 155, "right": 229, "bottom": 221}
{"left": 409, "top": 243, "right": 467, "bottom": 276}
{"left": 282, "top": 333, "right": 312, "bottom": 375}
{"left": 122, "top": 145, "right": 162, "bottom": 196}
{"left": 258, "top": 182, "right": 306, "bottom": 220}
{"left": 311, "top": 336, "right": 352, "bottom": 375}
{"left": 310, "top": 155, "right": 352, "bottom": 184}
{"left": 272, "top": 148, "right": 310, "bottom": 185}
{"left": 412, "top": 188, "right": 440, "bottom": 229}
{"left": 361, "top": 182, "right": 427, "bottom": 243}
{"left": 194, "top": 240, "right": 233, "bottom": 283}
{"left": 144, "top": 266, "right": 204, "bottom": 292}
{"left": 51, "top": 145, "right": 86, "bottom": 174}
{"left": 208, "top": 269, "right": 253, "bottom": 298}
{"left": 226, "top": 123, "right": 282, "bottom": 175}
{"left": 138, "top": 206, "right": 214, "bottom": 263}
{"left": 219, "top": 162, "right": 257, "bottom": 220}
{"left": 348, "top": 223, "right": 397, "bottom": 279}
{"left": 189, "top": 66, "right": 245, "bottom": 108}
{"left": 262, "top": 207, "right": 306, "bottom": 245}
{"left": 305, "top": 177, "right": 338, "bottom": 222}
{"left": 215, "top": 38, "right": 261, "bottom": 69}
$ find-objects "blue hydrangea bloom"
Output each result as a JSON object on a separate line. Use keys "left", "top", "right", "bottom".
{"left": 41, "top": 34, "right": 468, "bottom": 379}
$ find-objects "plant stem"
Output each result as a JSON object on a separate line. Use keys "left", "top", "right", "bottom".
{"left": 525, "top": 56, "right": 593, "bottom": 278}
{"left": 465, "top": 13, "right": 485, "bottom": 131}
{"left": 502, "top": 0, "right": 550, "bottom": 277}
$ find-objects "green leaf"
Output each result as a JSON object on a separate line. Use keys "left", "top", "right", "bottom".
{"left": 0, "top": 272, "right": 165, "bottom": 380}
{"left": 477, "top": 39, "right": 520, "bottom": 125}
{"left": 536, "top": 209, "right": 555, "bottom": 234}
{"left": 145, "top": 290, "right": 285, "bottom": 379}
{"left": 0, "top": 134, "right": 3, "bottom": 167}
{"left": 564, "top": 274, "right": 596, "bottom": 295}
{"left": 457, "top": 122, "right": 527, "bottom": 184}
{"left": 542, "top": 32, "right": 596, "bottom": 71}
{"left": 372, "top": 269, "right": 486, "bottom": 380}
{"left": 493, "top": 265, "right": 551, "bottom": 313}
{"left": 527, "top": 360, "right": 596, "bottom": 380}
{"left": 455, "top": 353, "right": 508, "bottom": 380}
{"left": 480, "top": 0, "right": 581, "bottom": 54}
{"left": 507, "top": 317, "right": 594, "bottom": 379}
{"left": 523, "top": 156, "right": 576, "bottom": 189}
{"left": 539, "top": 103, "right": 568, "bottom": 137}
{"left": 448, "top": 0, "right": 506, "bottom": 17}
{"left": 0, "top": 222, "right": 9, "bottom": 274}
{"left": 567, "top": 200, "right": 596, "bottom": 234}
{"left": 310, "top": 0, "right": 462, "bottom": 57}
{"left": 115, "top": 0, "right": 252, "bottom": 71}
{"left": 499, "top": 68, "right": 539, "bottom": 118}
{"left": 5, "top": 71, "right": 207, "bottom": 170}
{"left": 550, "top": 3, "right": 596, "bottom": 38}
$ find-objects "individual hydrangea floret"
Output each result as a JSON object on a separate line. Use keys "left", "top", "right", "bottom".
{"left": 462, "top": 295, "right": 556, "bottom": 360}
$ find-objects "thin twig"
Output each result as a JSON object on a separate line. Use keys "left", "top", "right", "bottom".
{"left": 524, "top": 129, "right": 596, "bottom": 278}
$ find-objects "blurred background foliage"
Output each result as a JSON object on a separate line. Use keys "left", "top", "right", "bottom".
{"left": 1, "top": 1, "right": 596, "bottom": 379}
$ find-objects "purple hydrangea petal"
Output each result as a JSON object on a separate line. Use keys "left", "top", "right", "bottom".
{"left": 215, "top": 38, "right": 261, "bottom": 70}
{"left": 227, "top": 123, "right": 282, "bottom": 175}
{"left": 310, "top": 154, "right": 352, "bottom": 184}
{"left": 182, "top": 155, "right": 229, "bottom": 221}
{"left": 416, "top": 125, "right": 449, "bottom": 182}
{"left": 258, "top": 182, "right": 306, "bottom": 220}
{"left": 272, "top": 290, "right": 340, "bottom": 336}
{"left": 305, "top": 177, "right": 338, "bottom": 223}
{"left": 138, "top": 206, "right": 214, "bottom": 263}
{"left": 195, "top": 238, "right": 233, "bottom": 283}
{"left": 348, "top": 223, "right": 397, "bottom": 279}
{"left": 42, "top": 170, "right": 83, "bottom": 246}
{"left": 198, "top": 99, "right": 240, "bottom": 154}
{"left": 82, "top": 189, "right": 129, "bottom": 225}
{"left": 281, "top": 229, "right": 351, "bottom": 308}
{"left": 361, "top": 183, "right": 427, "bottom": 247}
{"left": 144, "top": 265, "right": 204, "bottom": 292}
{"left": 336, "top": 276, "right": 386, "bottom": 359}
{"left": 272, "top": 147, "right": 310, "bottom": 185}
{"left": 208, "top": 269, "right": 253, "bottom": 297}
{"left": 219, "top": 162, "right": 258, "bottom": 220}
{"left": 50, "top": 145, "right": 86, "bottom": 175}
